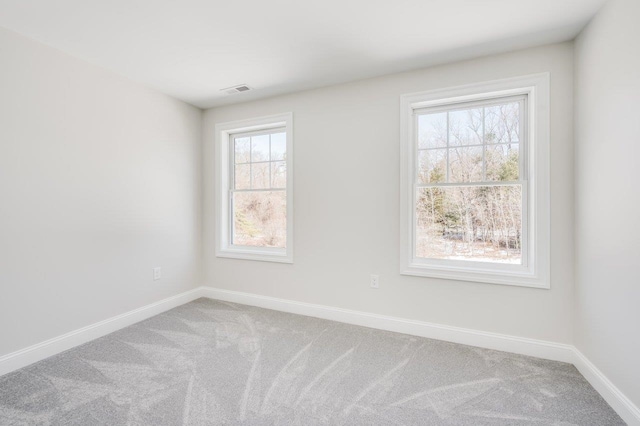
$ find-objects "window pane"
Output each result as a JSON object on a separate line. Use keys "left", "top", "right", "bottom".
{"left": 486, "top": 144, "right": 519, "bottom": 181}
{"left": 449, "top": 146, "right": 483, "bottom": 182}
{"left": 416, "top": 185, "right": 522, "bottom": 264}
{"left": 234, "top": 164, "right": 251, "bottom": 190}
{"left": 251, "top": 134, "right": 270, "bottom": 162}
{"left": 418, "top": 149, "right": 446, "bottom": 184}
{"left": 484, "top": 102, "right": 520, "bottom": 144}
{"left": 271, "top": 161, "right": 286, "bottom": 188}
{"left": 251, "top": 162, "right": 270, "bottom": 189}
{"left": 418, "top": 113, "right": 447, "bottom": 149}
{"left": 449, "top": 108, "right": 483, "bottom": 146}
{"left": 271, "top": 132, "right": 286, "bottom": 161}
{"left": 234, "top": 137, "right": 251, "bottom": 163}
{"left": 233, "top": 191, "right": 286, "bottom": 248}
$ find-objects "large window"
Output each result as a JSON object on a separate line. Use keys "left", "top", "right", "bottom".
{"left": 400, "top": 75, "right": 550, "bottom": 288}
{"left": 416, "top": 97, "right": 525, "bottom": 264}
{"left": 215, "top": 113, "right": 293, "bottom": 263}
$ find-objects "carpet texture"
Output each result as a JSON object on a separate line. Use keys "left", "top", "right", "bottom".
{"left": 0, "top": 298, "right": 624, "bottom": 425}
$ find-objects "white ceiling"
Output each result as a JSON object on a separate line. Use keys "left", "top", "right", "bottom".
{"left": 0, "top": 0, "right": 607, "bottom": 109}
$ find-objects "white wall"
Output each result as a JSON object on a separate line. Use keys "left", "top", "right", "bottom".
{"left": 0, "top": 28, "right": 202, "bottom": 357}
{"left": 203, "top": 43, "right": 575, "bottom": 344}
{"left": 574, "top": 0, "right": 640, "bottom": 408}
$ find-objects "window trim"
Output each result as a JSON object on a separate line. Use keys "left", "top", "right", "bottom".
{"left": 215, "top": 113, "right": 294, "bottom": 263}
{"left": 400, "top": 74, "right": 550, "bottom": 288}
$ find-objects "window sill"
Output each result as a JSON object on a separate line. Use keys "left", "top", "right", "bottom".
{"left": 401, "top": 263, "right": 549, "bottom": 289}
{"left": 216, "top": 248, "right": 293, "bottom": 264}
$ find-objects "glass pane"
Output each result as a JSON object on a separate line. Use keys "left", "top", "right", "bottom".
{"left": 234, "top": 164, "right": 251, "bottom": 190}
{"left": 251, "top": 134, "right": 270, "bottom": 162}
{"left": 271, "top": 161, "right": 286, "bottom": 188}
{"left": 234, "top": 137, "right": 251, "bottom": 163}
{"left": 449, "top": 108, "right": 483, "bottom": 146}
{"left": 233, "top": 191, "right": 286, "bottom": 248}
{"left": 449, "top": 146, "right": 483, "bottom": 182}
{"left": 418, "top": 149, "right": 446, "bottom": 184}
{"left": 418, "top": 113, "right": 447, "bottom": 149}
{"left": 486, "top": 144, "right": 520, "bottom": 181}
{"left": 416, "top": 185, "right": 522, "bottom": 264}
{"left": 251, "top": 162, "right": 270, "bottom": 189}
{"left": 484, "top": 102, "right": 520, "bottom": 144}
{"left": 271, "top": 132, "right": 286, "bottom": 161}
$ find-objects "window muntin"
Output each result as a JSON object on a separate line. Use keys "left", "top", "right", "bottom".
{"left": 230, "top": 129, "right": 288, "bottom": 249}
{"left": 414, "top": 96, "right": 526, "bottom": 265}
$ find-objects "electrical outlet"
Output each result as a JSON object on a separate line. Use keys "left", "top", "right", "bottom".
{"left": 370, "top": 274, "right": 379, "bottom": 289}
{"left": 153, "top": 267, "right": 162, "bottom": 281}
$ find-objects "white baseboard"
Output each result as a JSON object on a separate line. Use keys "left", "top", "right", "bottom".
{"left": 0, "top": 287, "right": 205, "bottom": 377}
{"left": 573, "top": 349, "right": 640, "bottom": 425}
{"left": 201, "top": 286, "right": 640, "bottom": 426}
{"left": 200, "top": 287, "right": 575, "bottom": 362}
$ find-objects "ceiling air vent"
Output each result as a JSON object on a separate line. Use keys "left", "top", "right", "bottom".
{"left": 221, "top": 84, "right": 251, "bottom": 95}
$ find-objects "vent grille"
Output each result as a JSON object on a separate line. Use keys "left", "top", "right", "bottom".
{"left": 221, "top": 84, "right": 251, "bottom": 94}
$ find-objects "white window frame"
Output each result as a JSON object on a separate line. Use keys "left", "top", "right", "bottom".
{"left": 400, "top": 74, "right": 550, "bottom": 288}
{"left": 215, "top": 113, "right": 294, "bottom": 263}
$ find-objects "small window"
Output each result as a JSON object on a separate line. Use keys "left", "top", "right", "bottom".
{"left": 400, "top": 75, "right": 550, "bottom": 288}
{"left": 215, "top": 113, "right": 293, "bottom": 263}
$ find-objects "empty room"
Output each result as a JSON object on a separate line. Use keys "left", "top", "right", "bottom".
{"left": 1, "top": 0, "right": 638, "bottom": 424}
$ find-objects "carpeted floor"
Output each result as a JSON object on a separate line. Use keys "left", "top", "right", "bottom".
{"left": 0, "top": 298, "right": 624, "bottom": 425}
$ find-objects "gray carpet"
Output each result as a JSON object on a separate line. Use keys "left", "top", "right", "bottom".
{"left": 0, "top": 298, "right": 624, "bottom": 425}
